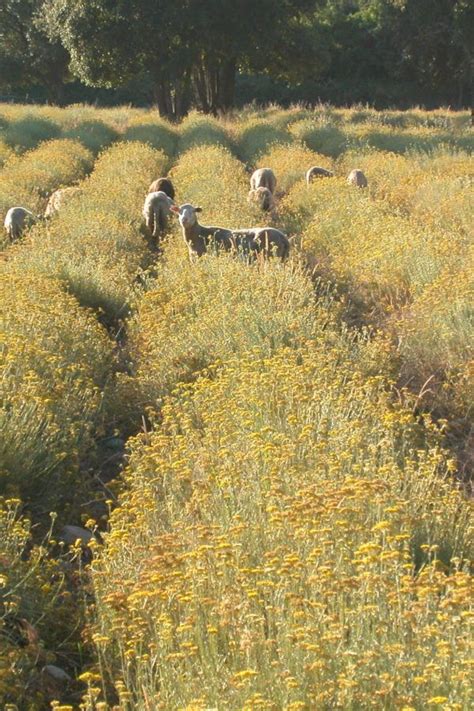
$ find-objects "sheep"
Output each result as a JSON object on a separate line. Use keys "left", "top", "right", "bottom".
{"left": 306, "top": 166, "right": 334, "bottom": 184}
{"left": 4, "top": 207, "right": 36, "bottom": 241}
{"left": 347, "top": 168, "right": 368, "bottom": 188}
{"left": 171, "top": 203, "right": 289, "bottom": 260}
{"left": 148, "top": 177, "right": 175, "bottom": 200}
{"left": 231, "top": 227, "right": 290, "bottom": 260}
{"left": 250, "top": 168, "right": 277, "bottom": 195}
{"left": 44, "top": 186, "right": 80, "bottom": 218}
{"left": 248, "top": 186, "right": 276, "bottom": 213}
{"left": 171, "top": 203, "right": 233, "bottom": 257}
{"left": 143, "top": 190, "right": 175, "bottom": 241}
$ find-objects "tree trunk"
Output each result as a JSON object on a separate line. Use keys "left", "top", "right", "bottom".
{"left": 217, "top": 57, "right": 237, "bottom": 112}
{"left": 193, "top": 60, "right": 211, "bottom": 113}
{"left": 153, "top": 79, "right": 175, "bottom": 119}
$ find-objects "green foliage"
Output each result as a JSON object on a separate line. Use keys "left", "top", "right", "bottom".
{"left": 289, "top": 120, "right": 348, "bottom": 157}
{"left": 123, "top": 118, "right": 177, "bottom": 156}
{"left": 178, "top": 112, "right": 233, "bottom": 153}
{"left": 3, "top": 115, "right": 60, "bottom": 152}
{"left": 236, "top": 119, "right": 293, "bottom": 164}
{"left": 62, "top": 119, "right": 118, "bottom": 154}
{"left": 0, "top": 0, "right": 69, "bottom": 102}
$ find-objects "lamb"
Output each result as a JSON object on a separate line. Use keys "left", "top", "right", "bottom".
{"left": 147, "top": 177, "right": 175, "bottom": 200}
{"left": 231, "top": 227, "right": 290, "bottom": 260}
{"left": 248, "top": 186, "right": 276, "bottom": 213}
{"left": 143, "top": 190, "right": 175, "bottom": 241}
{"left": 4, "top": 207, "right": 36, "bottom": 241}
{"left": 347, "top": 168, "right": 368, "bottom": 188}
{"left": 306, "top": 166, "right": 334, "bottom": 184}
{"left": 44, "top": 186, "right": 80, "bottom": 218}
{"left": 171, "top": 203, "right": 289, "bottom": 260}
{"left": 250, "top": 168, "right": 277, "bottom": 195}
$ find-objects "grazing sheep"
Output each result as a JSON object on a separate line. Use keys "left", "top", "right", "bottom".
{"left": 4, "top": 207, "right": 36, "bottom": 241}
{"left": 232, "top": 227, "right": 290, "bottom": 260}
{"left": 250, "top": 168, "right": 277, "bottom": 195}
{"left": 347, "top": 168, "right": 368, "bottom": 188}
{"left": 248, "top": 186, "right": 276, "bottom": 213}
{"left": 143, "top": 190, "right": 175, "bottom": 241}
{"left": 171, "top": 203, "right": 289, "bottom": 260}
{"left": 148, "top": 177, "right": 175, "bottom": 200}
{"left": 306, "top": 166, "right": 334, "bottom": 184}
{"left": 44, "top": 186, "right": 80, "bottom": 218}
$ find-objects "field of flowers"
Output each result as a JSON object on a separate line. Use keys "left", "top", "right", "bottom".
{"left": 0, "top": 103, "right": 472, "bottom": 710}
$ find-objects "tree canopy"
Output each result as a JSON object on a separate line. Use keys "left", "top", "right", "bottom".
{"left": 0, "top": 0, "right": 472, "bottom": 113}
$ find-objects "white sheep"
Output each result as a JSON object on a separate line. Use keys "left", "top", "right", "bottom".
{"left": 44, "top": 186, "right": 81, "bottom": 218}
{"left": 143, "top": 190, "right": 175, "bottom": 241}
{"left": 306, "top": 166, "right": 334, "bottom": 184}
{"left": 247, "top": 186, "right": 276, "bottom": 213}
{"left": 171, "top": 203, "right": 289, "bottom": 260}
{"left": 347, "top": 168, "right": 368, "bottom": 188}
{"left": 4, "top": 207, "right": 36, "bottom": 241}
{"left": 250, "top": 168, "right": 277, "bottom": 195}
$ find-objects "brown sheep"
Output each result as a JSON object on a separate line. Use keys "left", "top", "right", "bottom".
{"left": 250, "top": 168, "right": 277, "bottom": 195}
{"left": 347, "top": 169, "right": 368, "bottom": 188}
{"left": 306, "top": 166, "right": 334, "bottom": 184}
{"left": 147, "top": 177, "right": 175, "bottom": 200}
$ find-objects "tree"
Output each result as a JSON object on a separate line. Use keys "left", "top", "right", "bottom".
{"left": 42, "top": 0, "right": 319, "bottom": 118}
{"left": 0, "top": 0, "right": 69, "bottom": 102}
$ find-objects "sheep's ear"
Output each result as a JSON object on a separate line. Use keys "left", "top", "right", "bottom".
{"left": 194, "top": 206, "right": 202, "bottom": 213}
{"left": 170, "top": 205, "right": 180, "bottom": 214}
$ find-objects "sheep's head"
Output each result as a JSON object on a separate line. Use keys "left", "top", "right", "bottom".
{"left": 170, "top": 203, "right": 202, "bottom": 228}
{"left": 248, "top": 187, "right": 274, "bottom": 212}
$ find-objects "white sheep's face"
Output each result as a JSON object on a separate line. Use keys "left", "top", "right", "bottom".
{"left": 171, "top": 203, "right": 202, "bottom": 228}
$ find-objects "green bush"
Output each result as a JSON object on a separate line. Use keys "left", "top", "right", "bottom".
{"left": 62, "top": 119, "right": 118, "bottom": 154}
{"left": 123, "top": 118, "right": 177, "bottom": 156}
{"left": 178, "top": 111, "right": 233, "bottom": 154}
{"left": 3, "top": 115, "right": 61, "bottom": 153}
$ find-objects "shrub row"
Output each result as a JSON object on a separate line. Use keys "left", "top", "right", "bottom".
{"left": 0, "top": 267, "right": 113, "bottom": 512}
{"left": 8, "top": 141, "right": 169, "bottom": 319}
{"left": 89, "top": 143, "right": 473, "bottom": 709}
{"left": 0, "top": 138, "right": 94, "bottom": 247}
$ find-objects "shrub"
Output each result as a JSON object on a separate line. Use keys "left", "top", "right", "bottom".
{"left": 236, "top": 118, "right": 293, "bottom": 164}
{"left": 0, "top": 139, "right": 94, "bottom": 248}
{"left": 3, "top": 115, "right": 60, "bottom": 153}
{"left": 62, "top": 119, "right": 118, "bottom": 154}
{"left": 120, "top": 256, "right": 332, "bottom": 424}
{"left": 178, "top": 111, "right": 233, "bottom": 154}
{"left": 0, "top": 140, "right": 13, "bottom": 168}
{"left": 0, "top": 499, "right": 80, "bottom": 709}
{"left": 123, "top": 116, "right": 177, "bottom": 156}
{"left": 257, "top": 143, "right": 332, "bottom": 193}
{"left": 8, "top": 142, "right": 169, "bottom": 318}
{"left": 0, "top": 267, "right": 113, "bottom": 510}
{"left": 289, "top": 120, "right": 347, "bottom": 157}
{"left": 92, "top": 337, "right": 472, "bottom": 709}
{"left": 397, "top": 256, "right": 474, "bottom": 417}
